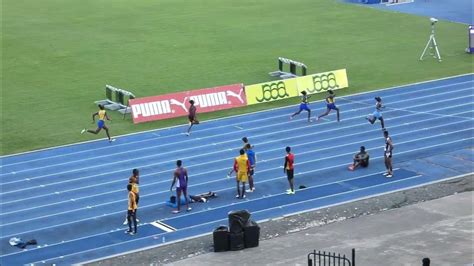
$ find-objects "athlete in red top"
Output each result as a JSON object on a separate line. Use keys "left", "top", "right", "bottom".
{"left": 284, "top": 146, "right": 295, "bottom": 194}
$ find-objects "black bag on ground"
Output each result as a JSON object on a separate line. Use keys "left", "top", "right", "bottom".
{"left": 229, "top": 231, "right": 245, "bottom": 251}
{"left": 243, "top": 219, "right": 260, "bottom": 248}
{"left": 213, "top": 226, "right": 229, "bottom": 252}
{"left": 228, "top": 210, "right": 251, "bottom": 234}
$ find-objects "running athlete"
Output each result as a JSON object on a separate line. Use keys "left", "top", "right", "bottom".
{"left": 290, "top": 91, "right": 312, "bottom": 122}
{"left": 317, "top": 90, "right": 340, "bottom": 122}
{"left": 284, "top": 146, "right": 295, "bottom": 194}
{"left": 383, "top": 130, "right": 394, "bottom": 178}
{"left": 186, "top": 100, "right": 200, "bottom": 136}
{"left": 234, "top": 149, "right": 250, "bottom": 199}
{"left": 170, "top": 160, "right": 191, "bottom": 213}
{"left": 245, "top": 144, "right": 257, "bottom": 192}
{"left": 81, "top": 104, "right": 115, "bottom": 142}
{"left": 366, "top": 97, "right": 385, "bottom": 129}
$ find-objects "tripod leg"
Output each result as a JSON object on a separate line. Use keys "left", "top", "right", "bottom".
{"left": 432, "top": 37, "right": 442, "bottom": 61}
{"left": 419, "top": 36, "right": 433, "bottom": 60}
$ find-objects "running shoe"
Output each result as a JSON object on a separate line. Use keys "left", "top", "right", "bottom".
{"left": 386, "top": 174, "right": 393, "bottom": 178}
{"left": 186, "top": 207, "right": 192, "bottom": 212}
{"left": 172, "top": 210, "right": 180, "bottom": 214}
{"left": 185, "top": 132, "right": 190, "bottom": 136}
{"left": 109, "top": 138, "right": 116, "bottom": 143}
{"left": 383, "top": 172, "right": 389, "bottom": 176}
{"left": 81, "top": 129, "right": 86, "bottom": 134}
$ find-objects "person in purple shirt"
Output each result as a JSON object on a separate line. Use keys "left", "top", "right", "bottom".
{"left": 170, "top": 160, "right": 191, "bottom": 213}
{"left": 245, "top": 144, "right": 257, "bottom": 192}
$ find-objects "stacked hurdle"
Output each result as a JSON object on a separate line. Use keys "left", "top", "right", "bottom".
{"left": 95, "top": 85, "right": 136, "bottom": 118}
{"left": 269, "top": 57, "right": 307, "bottom": 79}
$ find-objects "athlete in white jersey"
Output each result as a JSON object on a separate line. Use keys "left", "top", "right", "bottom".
{"left": 383, "top": 130, "right": 394, "bottom": 177}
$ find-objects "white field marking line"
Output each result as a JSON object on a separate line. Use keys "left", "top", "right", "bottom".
{"left": 150, "top": 221, "right": 176, "bottom": 232}
{"left": 3, "top": 84, "right": 470, "bottom": 174}
{"left": 1, "top": 88, "right": 471, "bottom": 185}
{"left": 1, "top": 109, "right": 471, "bottom": 204}
{"left": 2, "top": 79, "right": 472, "bottom": 168}
{"left": 78, "top": 172, "right": 473, "bottom": 265}
{"left": 2, "top": 73, "right": 472, "bottom": 161}
{"left": 2, "top": 114, "right": 470, "bottom": 212}
{"left": 1, "top": 108, "right": 472, "bottom": 207}
{"left": 1, "top": 168, "right": 396, "bottom": 259}
{"left": 251, "top": 175, "right": 422, "bottom": 215}
{"left": 339, "top": 95, "right": 474, "bottom": 122}
{"left": 2, "top": 132, "right": 472, "bottom": 229}
{"left": 2, "top": 135, "right": 471, "bottom": 239}
{"left": 21, "top": 173, "right": 441, "bottom": 265}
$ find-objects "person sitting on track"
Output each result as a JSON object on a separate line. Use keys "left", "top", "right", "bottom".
{"left": 348, "top": 146, "right": 369, "bottom": 171}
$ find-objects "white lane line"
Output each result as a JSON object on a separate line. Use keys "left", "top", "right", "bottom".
{"left": 150, "top": 221, "right": 176, "bottom": 233}
{"left": 1, "top": 88, "right": 471, "bottom": 184}
{"left": 1, "top": 107, "right": 471, "bottom": 203}
{"left": 1, "top": 107, "right": 472, "bottom": 203}
{"left": 25, "top": 172, "right": 469, "bottom": 265}
{"left": 1, "top": 79, "right": 472, "bottom": 168}
{"left": 78, "top": 172, "right": 473, "bottom": 266}
{"left": 1, "top": 135, "right": 471, "bottom": 230}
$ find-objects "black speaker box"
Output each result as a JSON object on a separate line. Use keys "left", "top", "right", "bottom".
{"left": 229, "top": 232, "right": 245, "bottom": 251}
{"left": 244, "top": 220, "right": 260, "bottom": 248}
{"left": 228, "top": 210, "right": 251, "bottom": 234}
{"left": 213, "top": 226, "right": 229, "bottom": 252}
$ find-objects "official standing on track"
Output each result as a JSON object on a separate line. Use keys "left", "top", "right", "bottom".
{"left": 284, "top": 146, "right": 295, "bottom": 194}
{"left": 245, "top": 144, "right": 257, "bottom": 192}
{"left": 125, "top": 184, "right": 137, "bottom": 235}
{"left": 234, "top": 149, "right": 250, "bottom": 199}
{"left": 383, "top": 130, "right": 394, "bottom": 178}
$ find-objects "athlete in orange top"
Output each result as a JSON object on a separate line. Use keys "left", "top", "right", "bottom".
{"left": 125, "top": 184, "right": 137, "bottom": 235}
{"left": 233, "top": 149, "right": 250, "bottom": 199}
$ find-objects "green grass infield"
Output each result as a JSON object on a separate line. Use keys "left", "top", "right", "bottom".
{"left": 1, "top": 0, "right": 472, "bottom": 155}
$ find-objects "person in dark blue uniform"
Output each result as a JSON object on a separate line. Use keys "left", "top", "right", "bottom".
{"left": 290, "top": 91, "right": 312, "bottom": 122}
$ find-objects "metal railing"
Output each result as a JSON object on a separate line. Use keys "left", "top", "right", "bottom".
{"left": 308, "top": 248, "right": 355, "bottom": 266}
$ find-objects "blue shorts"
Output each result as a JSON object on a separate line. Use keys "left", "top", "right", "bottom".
{"left": 327, "top": 103, "right": 337, "bottom": 110}
{"left": 97, "top": 120, "right": 105, "bottom": 129}
{"left": 299, "top": 103, "right": 310, "bottom": 111}
{"left": 373, "top": 110, "right": 382, "bottom": 119}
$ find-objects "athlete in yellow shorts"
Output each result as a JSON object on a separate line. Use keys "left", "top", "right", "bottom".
{"left": 233, "top": 149, "right": 250, "bottom": 199}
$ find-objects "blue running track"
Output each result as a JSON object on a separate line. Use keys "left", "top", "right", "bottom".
{"left": 1, "top": 74, "right": 473, "bottom": 265}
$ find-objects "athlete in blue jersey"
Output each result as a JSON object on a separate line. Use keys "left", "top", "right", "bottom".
{"left": 366, "top": 96, "right": 385, "bottom": 129}
{"left": 170, "top": 160, "right": 191, "bottom": 213}
{"left": 290, "top": 91, "right": 312, "bottom": 122}
{"left": 245, "top": 144, "right": 257, "bottom": 192}
{"left": 317, "top": 90, "right": 340, "bottom": 122}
